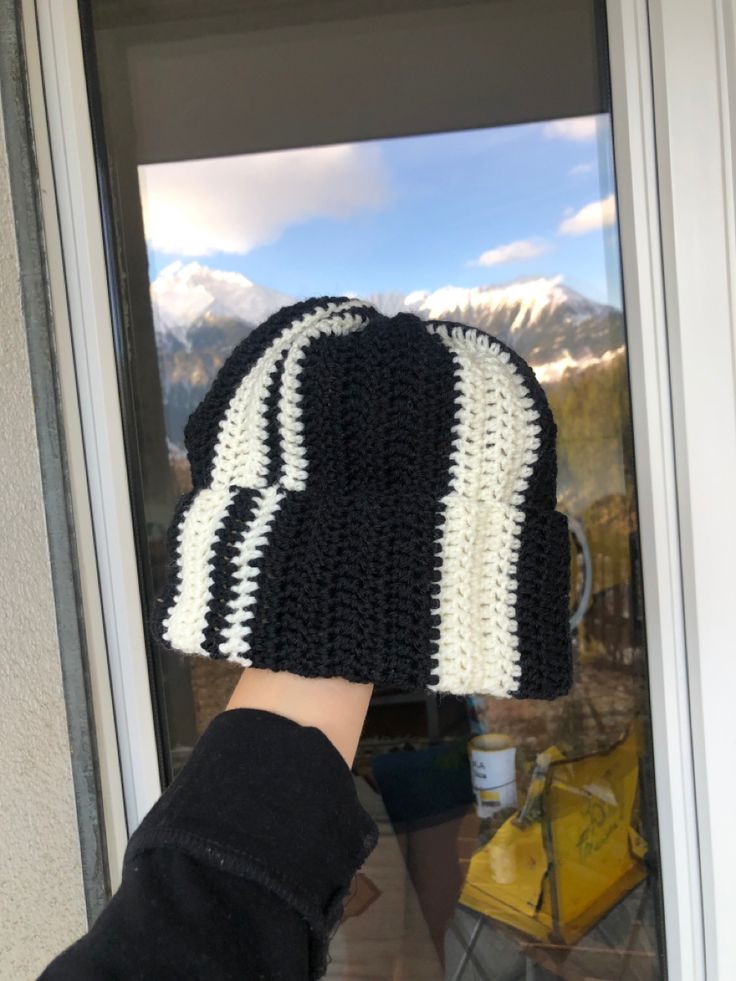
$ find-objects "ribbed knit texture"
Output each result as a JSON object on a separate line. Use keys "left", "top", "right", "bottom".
{"left": 150, "top": 296, "right": 573, "bottom": 698}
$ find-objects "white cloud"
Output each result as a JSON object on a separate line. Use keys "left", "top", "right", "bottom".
{"left": 469, "top": 238, "right": 549, "bottom": 267}
{"left": 139, "top": 143, "right": 391, "bottom": 256}
{"left": 558, "top": 194, "right": 616, "bottom": 235}
{"left": 569, "top": 161, "right": 594, "bottom": 176}
{"left": 543, "top": 116, "right": 601, "bottom": 141}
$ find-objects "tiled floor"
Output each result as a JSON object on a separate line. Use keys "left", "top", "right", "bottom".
{"left": 327, "top": 779, "right": 444, "bottom": 980}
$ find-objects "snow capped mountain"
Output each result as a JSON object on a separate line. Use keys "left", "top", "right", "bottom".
{"left": 399, "top": 276, "right": 604, "bottom": 330}
{"left": 151, "top": 260, "right": 292, "bottom": 345}
{"left": 150, "top": 264, "right": 625, "bottom": 453}
{"left": 531, "top": 345, "right": 625, "bottom": 384}
{"left": 150, "top": 263, "right": 621, "bottom": 371}
{"left": 367, "top": 276, "right": 623, "bottom": 378}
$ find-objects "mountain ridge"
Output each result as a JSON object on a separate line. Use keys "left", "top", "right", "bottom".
{"left": 150, "top": 262, "right": 625, "bottom": 449}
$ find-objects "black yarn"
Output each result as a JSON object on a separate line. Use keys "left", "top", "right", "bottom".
{"left": 513, "top": 508, "right": 573, "bottom": 698}
{"left": 245, "top": 316, "right": 458, "bottom": 687}
{"left": 262, "top": 353, "right": 286, "bottom": 488}
{"left": 151, "top": 299, "right": 573, "bottom": 699}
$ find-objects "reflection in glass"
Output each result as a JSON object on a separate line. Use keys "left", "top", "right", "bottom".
{"left": 85, "top": 0, "right": 666, "bottom": 973}
{"left": 136, "top": 122, "right": 663, "bottom": 979}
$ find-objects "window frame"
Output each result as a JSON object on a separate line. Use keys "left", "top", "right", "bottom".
{"left": 27, "top": 0, "right": 736, "bottom": 975}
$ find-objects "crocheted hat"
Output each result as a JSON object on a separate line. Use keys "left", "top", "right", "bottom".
{"left": 151, "top": 296, "right": 572, "bottom": 698}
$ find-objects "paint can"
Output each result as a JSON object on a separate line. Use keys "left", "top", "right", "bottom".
{"left": 468, "top": 733, "right": 518, "bottom": 818}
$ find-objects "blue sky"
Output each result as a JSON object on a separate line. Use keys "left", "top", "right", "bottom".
{"left": 142, "top": 114, "right": 622, "bottom": 309}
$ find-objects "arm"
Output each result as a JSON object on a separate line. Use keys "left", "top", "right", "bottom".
{"left": 225, "top": 667, "right": 373, "bottom": 765}
{"left": 40, "top": 672, "right": 376, "bottom": 981}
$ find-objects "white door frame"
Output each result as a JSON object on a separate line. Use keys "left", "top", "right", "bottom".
{"left": 605, "top": 4, "right": 704, "bottom": 977}
{"left": 23, "top": 0, "right": 162, "bottom": 886}
{"left": 644, "top": 2, "right": 736, "bottom": 979}
{"left": 26, "top": 0, "right": 736, "bottom": 975}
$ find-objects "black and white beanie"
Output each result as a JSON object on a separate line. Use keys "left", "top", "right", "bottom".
{"left": 151, "top": 296, "right": 573, "bottom": 699}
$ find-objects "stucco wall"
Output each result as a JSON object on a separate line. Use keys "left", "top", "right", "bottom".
{"left": 0, "top": 100, "right": 87, "bottom": 976}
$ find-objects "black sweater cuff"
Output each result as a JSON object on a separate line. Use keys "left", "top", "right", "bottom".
{"left": 124, "top": 708, "right": 378, "bottom": 976}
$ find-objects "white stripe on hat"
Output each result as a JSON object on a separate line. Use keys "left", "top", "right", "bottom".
{"left": 278, "top": 306, "right": 371, "bottom": 492}
{"left": 210, "top": 300, "right": 372, "bottom": 490}
{"left": 218, "top": 303, "right": 372, "bottom": 660}
{"left": 218, "top": 483, "right": 286, "bottom": 662}
{"left": 161, "top": 483, "right": 237, "bottom": 654}
{"left": 425, "top": 322, "right": 542, "bottom": 696}
{"left": 163, "top": 299, "right": 372, "bottom": 657}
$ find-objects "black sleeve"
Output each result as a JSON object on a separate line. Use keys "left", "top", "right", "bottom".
{"left": 39, "top": 708, "right": 379, "bottom": 981}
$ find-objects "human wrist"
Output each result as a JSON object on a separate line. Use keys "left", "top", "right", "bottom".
{"left": 225, "top": 667, "right": 373, "bottom": 766}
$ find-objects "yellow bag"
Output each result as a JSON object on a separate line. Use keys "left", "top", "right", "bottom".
{"left": 459, "top": 725, "right": 647, "bottom": 945}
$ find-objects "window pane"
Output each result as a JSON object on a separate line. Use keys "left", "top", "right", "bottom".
{"left": 84, "top": 0, "right": 667, "bottom": 976}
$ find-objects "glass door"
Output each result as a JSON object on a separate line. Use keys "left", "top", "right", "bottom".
{"left": 80, "top": 0, "right": 667, "bottom": 975}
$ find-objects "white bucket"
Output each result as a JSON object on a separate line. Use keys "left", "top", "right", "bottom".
{"left": 468, "top": 733, "right": 518, "bottom": 818}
